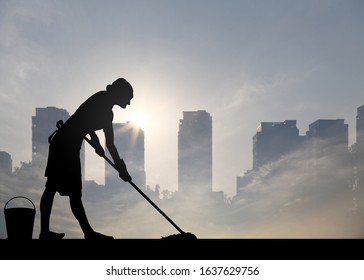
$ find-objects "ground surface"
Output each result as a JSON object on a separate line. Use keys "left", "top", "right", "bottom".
{"left": 0, "top": 239, "right": 361, "bottom": 260}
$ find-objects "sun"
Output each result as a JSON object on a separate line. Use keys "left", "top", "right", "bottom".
{"left": 129, "top": 112, "right": 148, "bottom": 130}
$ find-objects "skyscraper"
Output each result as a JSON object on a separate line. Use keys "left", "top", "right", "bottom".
{"left": 178, "top": 110, "right": 212, "bottom": 194}
{"left": 252, "top": 120, "right": 304, "bottom": 170}
{"left": 32, "top": 107, "right": 85, "bottom": 180}
{"left": 356, "top": 105, "right": 364, "bottom": 208}
{"left": 305, "top": 119, "right": 350, "bottom": 197}
{"left": 105, "top": 122, "right": 145, "bottom": 194}
{"left": 237, "top": 120, "right": 304, "bottom": 195}
{"left": 306, "top": 119, "right": 348, "bottom": 157}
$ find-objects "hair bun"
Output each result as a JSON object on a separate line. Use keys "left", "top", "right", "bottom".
{"left": 107, "top": 78, "right": 133, "bottom": 93}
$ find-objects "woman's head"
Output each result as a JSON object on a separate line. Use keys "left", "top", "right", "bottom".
{"left": 106, "top": 78, "right": 134, "bottom": 108}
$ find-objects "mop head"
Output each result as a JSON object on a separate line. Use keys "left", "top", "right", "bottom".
{"left": 161, "top": 232, "right": 197, "bottom": 240}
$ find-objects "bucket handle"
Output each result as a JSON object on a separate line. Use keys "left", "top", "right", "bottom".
{"left": 4, "top": 196, "right": 36, "bottom": 211}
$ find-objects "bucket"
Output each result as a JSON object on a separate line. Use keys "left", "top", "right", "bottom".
{"left": 4, "top": 196, "right": 36, "bottom": 239}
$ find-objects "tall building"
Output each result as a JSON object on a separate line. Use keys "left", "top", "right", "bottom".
{"left": 178, "top": 110, "right": 212, "bottom": 194}
{"left": 105, "top": 122, "right": 146, "bottom": 194}
{"left": 0, "top": 151, "right": 12, "bottom": 174}
{"left": 252, "top": 120, "right": 304, "bottom": 170}
{"left": 237, "top": 120, "right": 304, "bottom": 195}
{"left": 305, "top": 119, "right": 350, "bottom": 199}
{"left": 32, "top": 107, "right": 85, "bottom": 180}
{"left": 356, "top": 105, "right": 364, "bottom": 208}
{"left": 306, "top": 119, "right": 348, "bottom": 157}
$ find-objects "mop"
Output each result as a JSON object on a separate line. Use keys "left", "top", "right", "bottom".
{"left": 84, "top": 136, "right": 197, "bottom": 240}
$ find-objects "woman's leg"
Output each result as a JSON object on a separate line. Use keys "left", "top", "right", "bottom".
{"left": 69, "top": 195, "right": 114, "bottom": 239}
{"left": 69, "top": 195, "right": 93, "bottom": 235}
{"left": 39, "top": 184, "right": 65, "bottom": 239}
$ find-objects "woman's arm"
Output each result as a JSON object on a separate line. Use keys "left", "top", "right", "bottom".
{"left": 103, "top": 122, "right": 120, "bottom": 163}
{"left": 88, "top": 131, "right": 104, "bottom": 157}
{"left": 104, "top": 122, "right": 132, "bottom": 182}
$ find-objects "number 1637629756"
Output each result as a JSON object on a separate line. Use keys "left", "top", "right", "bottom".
{"left": 199, "top": 266, "right": 260, "bottom": 276}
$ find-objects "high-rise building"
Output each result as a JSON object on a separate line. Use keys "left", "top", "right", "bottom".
{"left": 237, "top": 120, "right": 304, "bottom": 195}
{"left": 105, "top": 122, "right": 145, "bottom": 194}
{"left": 32, "top": 107, "right": 85, "bottom": 180}
{"left": 178, "top": 110, "right": 212, "bottom": 194}
{"left": 305, "top": 119, "right": 350, "bottom": 199}
{"left": 0, "top": 151, "right": 12, "bottom": 174}
{"left": 306, "top": 119, "right": 348, "bottom": 157}
{"left": 356, "top": 105, "right": 364, "bottom": 208}
{"left": 252, "top": 120, "right": 304, "bottom": 170}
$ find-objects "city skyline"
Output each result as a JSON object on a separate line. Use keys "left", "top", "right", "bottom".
{"left": 1, "top": 102, "right": 363, "bottom": 238}
{"left": 5, "top": 101, "right": 363, "bottom": 199}
{"left": 1, "top": 104, "right": 363, "bottom": 196}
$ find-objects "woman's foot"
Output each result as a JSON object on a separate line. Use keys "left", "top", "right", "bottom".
{"left": 84, "top": 231, "right": 114, "bottom": 240}
{"left": 39, "top": 231, "right": 65, "bottom": 240}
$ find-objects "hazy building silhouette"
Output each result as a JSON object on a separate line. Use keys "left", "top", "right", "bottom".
{"left": 355, "top": 105, "right": 364, "bottom": 208}
{"left": 178, "top": 110, "right": 212, "bottom": 195}
{"left": 306, "top": 119, "right": 348, "bottom": 157}
{"left": 305, "top": 119, "right": 351, "bottom": 204}
{"left": 237, "top": 120, "right": 304, "bottom": 194}
{"left": 32, "top": 107, "right": 85, "bottom": 180}
{"left": 252, "top": 120, "right": 305, "bottom": 170}
{"left": 0, "top": 151, "right": 12, "bottom": 174}
{"left": 237, "top": 118, "right": 351, "bottom": 196}
{"left": 105, "top": 122, "right": 146, "bottom": 194}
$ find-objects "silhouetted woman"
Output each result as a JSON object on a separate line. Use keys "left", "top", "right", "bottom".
{"left": 39, "top": 78, "right": 133, "bottom": 239}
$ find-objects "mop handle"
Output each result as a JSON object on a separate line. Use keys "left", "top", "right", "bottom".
{"left": 84, "top": 136, "right": 185, "bottom": 235}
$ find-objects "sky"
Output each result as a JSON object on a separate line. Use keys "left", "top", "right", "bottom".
{"left": 1, "top": 1, "right": 364, "bottom": 204}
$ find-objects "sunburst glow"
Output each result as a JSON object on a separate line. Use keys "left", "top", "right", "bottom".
{"left": 129, "top": 112, "right": 148, "bottom": 130}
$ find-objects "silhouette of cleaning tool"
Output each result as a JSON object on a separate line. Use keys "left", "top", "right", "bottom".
{"left": 84, "top": 136, "right": 197, "bottom": 240}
